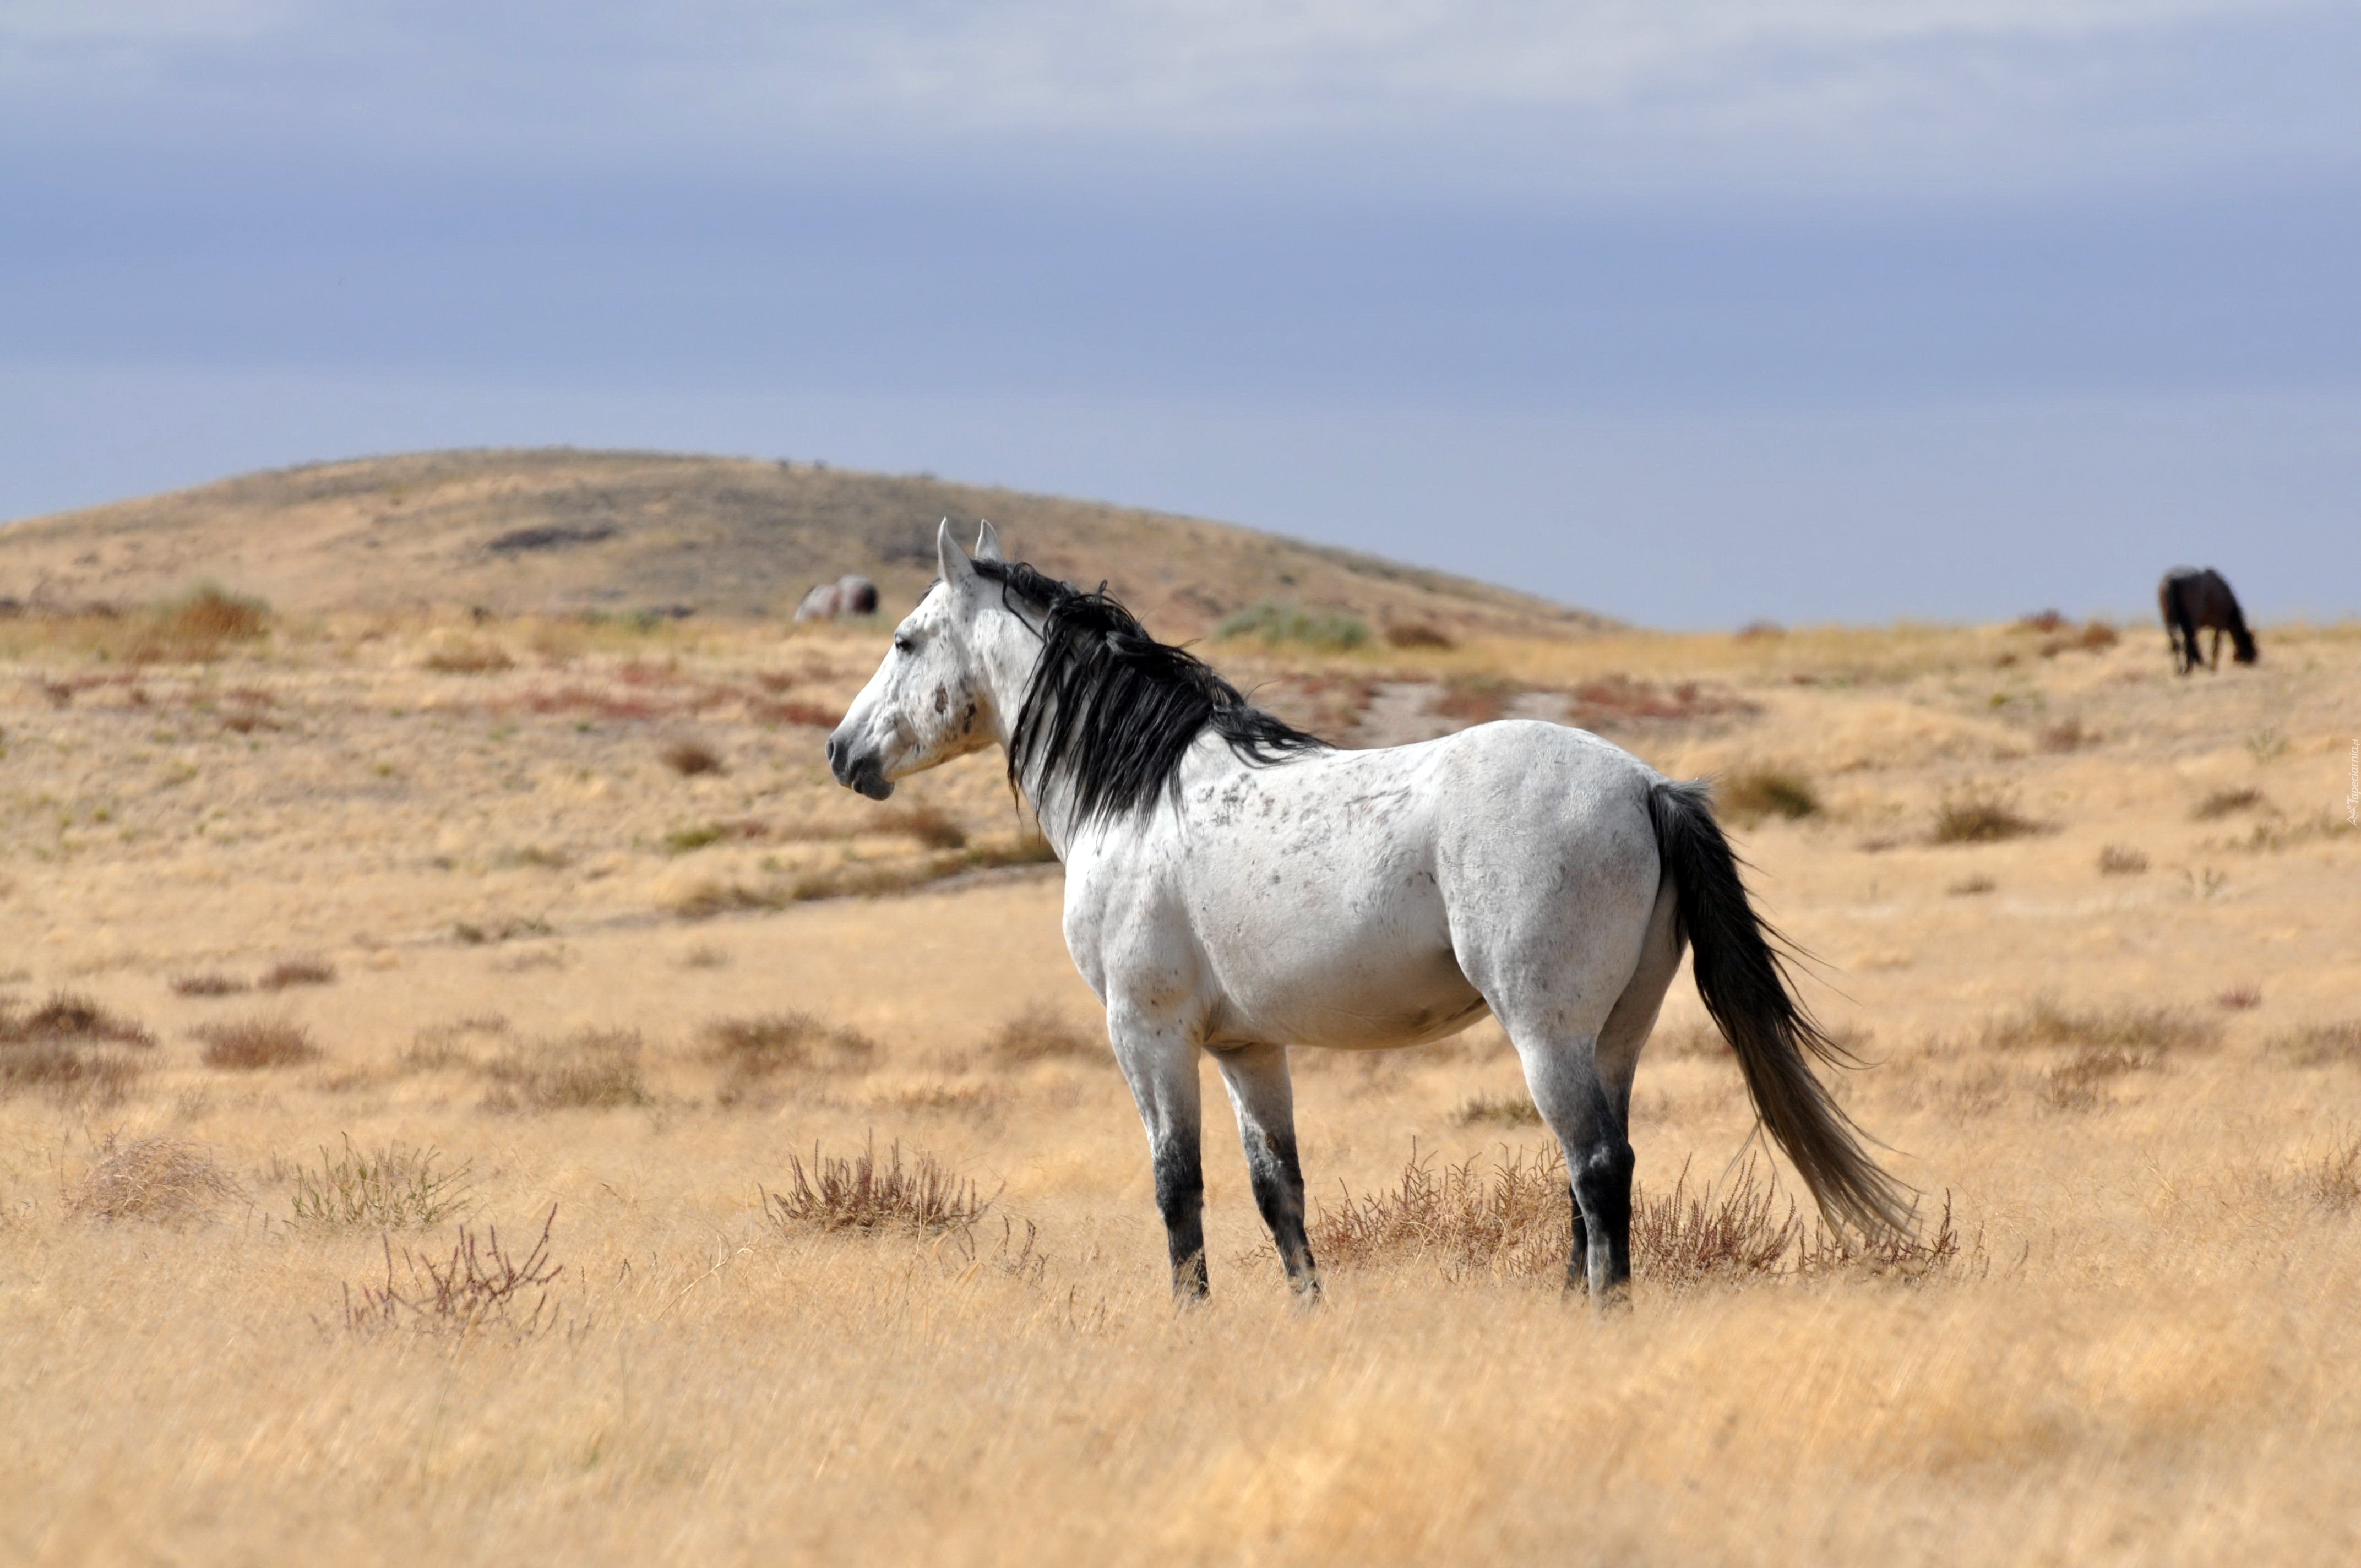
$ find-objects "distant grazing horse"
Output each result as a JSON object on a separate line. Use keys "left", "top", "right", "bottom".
{"left": 2159, "top": 568, "right": 2256, "bottom": 674}
{"left": 825, "top": 522, "right": 1906, "bottom": 1305}
{"left": 795, "top": 575, "right": 880, "bottom": 622}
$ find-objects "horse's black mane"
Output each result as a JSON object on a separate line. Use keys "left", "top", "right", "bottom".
{"left": 975, "top": 558, "right": 1328, "bottom": 827}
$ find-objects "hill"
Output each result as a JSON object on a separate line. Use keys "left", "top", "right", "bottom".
{"left": 0, "top": 448, "right": 1607, "bottom": 637}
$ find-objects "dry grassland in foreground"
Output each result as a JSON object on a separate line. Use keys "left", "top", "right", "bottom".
{"left": 3, "top": 604, "right": 2359, "bottom": 1566}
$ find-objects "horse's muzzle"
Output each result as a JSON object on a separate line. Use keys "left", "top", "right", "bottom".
{"left": 825, "top": 731, "right": 896, "bottom": 800}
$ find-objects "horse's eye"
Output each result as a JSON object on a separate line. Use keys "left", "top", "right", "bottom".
{"left": 893, "top": 634, "right": 915, "bottom": 654}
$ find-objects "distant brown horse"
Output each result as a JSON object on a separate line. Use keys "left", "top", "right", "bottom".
{"left": 2159, "top": 568, "right": 2256, "bottom": 674}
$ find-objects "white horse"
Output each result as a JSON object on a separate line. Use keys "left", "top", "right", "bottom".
{"left": 828, "top": 522, "right": 1905, "bottom": 1303}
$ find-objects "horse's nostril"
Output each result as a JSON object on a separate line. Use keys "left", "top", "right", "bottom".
{"left": 826, "top": 736, "right": 842, "bottom": 768}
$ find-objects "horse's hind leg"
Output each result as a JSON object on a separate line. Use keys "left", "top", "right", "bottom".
{"left": 1472, "top": 910, "right": 1657, "bottom": 1302}
{"left": 1214, "top": 1043, "right": 1319, "bottom": 1298}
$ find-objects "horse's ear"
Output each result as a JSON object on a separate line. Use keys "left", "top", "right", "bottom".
{"left": 936, "top": 518, "right": 977, "bottom": 590}
{"left": 974, "top": 519, "right": 1004, "bottom": 562}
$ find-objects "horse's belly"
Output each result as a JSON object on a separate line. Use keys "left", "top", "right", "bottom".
{"left": 1187, "top": 864, "right": 1483, "bottom": 1050}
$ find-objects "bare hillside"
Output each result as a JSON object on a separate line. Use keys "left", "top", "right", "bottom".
{"left": 0, "top": 448, "right": 1606, "bottom": 636}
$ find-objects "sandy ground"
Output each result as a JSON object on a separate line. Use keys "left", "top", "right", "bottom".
{"left": 2, "top": 607, "right": 2357, "bottom": 1565}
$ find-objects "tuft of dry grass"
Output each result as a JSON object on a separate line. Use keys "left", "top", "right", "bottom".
{"left": 2292, "top": 1130, "right": 2361, "bottom": 1211}
{"left": 2194, "top": 786, "right": 2267, "bottom": 820}
{"left": 1982, "top": 996, "right": 2222, "bottom": 1053}
{"left": 764, "top": 1137, "right": 992, "bottom": 1236}
{"left": 2268, "top": 1020, "right": 2361, "bottom": 1067}
{"left": 1, "top": 993, "right": 157, "bottom": 1103}
{"left": 2215, "top": 986, "right": 2262, "bottom": 1011}
{"left": 983, "top": 1001, "right": 1103, "bottom": 1065}
{"left": 1718, "top": 765, "right": 1820, "bottom": 826}
{"left": 1313, "top": 1146, "right": 1973, "bottom": 1288}
{"left": 1946, "top": 874, "right": 1996, "bottom": 897}
{"left": 171, "top": 971, "right": 249, "bottom": 997}
{"left": 2039, "top": 1046, "right": 2155, "bottom": 1111}
{"left": 341, "top": 1207, "right": 573, "bottom": 1339}
{"left": 284, "top": 1134, "right": 472, "bottom": 1228}
{"left": 195, "top": 1016, "right": 320, "bottom": 1070}
{"left": 258, "top": 955, "right": 336, "bottom": 990}
{"left": 877, "top": 804, "right": 967, "bottom": 851}
{"left": 1384, "top": 622, "right": 1455, "bottom": 650}
{"left": 1932, "top": 785, "right": 2042, "bottom": 844}
{"left": 703, "top": 1012, "right": 878, "bottom": 1106}
{"left": 422, "top": 637, "right": 515, "bottom": 674}
{"left": 482, "top": 1028, "right": 647, "bottom": 1110}
{"left": 1454, "top": 1091, "right": 1542, "bottom": 1128}
{"left": 68, "top": 1134, "right": 241, "bottom": 1224}
{"left": 662, "top": 739, "right": 725, "bottom": 776}
{"left": 2098, "top": 843, "right": 2150, "bottom": 875}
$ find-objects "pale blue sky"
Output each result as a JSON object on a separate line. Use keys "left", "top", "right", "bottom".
{"left": 4, "top": 2, "right": 2357, "bottom": 625}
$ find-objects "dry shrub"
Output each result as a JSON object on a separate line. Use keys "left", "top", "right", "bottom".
{"left": 172, "top": 971, "right": 248, "bottom": 997}
{"left": 2097, "top": 844, "right": 2150, "bottom": 876}
{"left": 402, "top": 1014, "right": 509, "bottom": 1071}
{"left": 1718, "top": 766, "right": 1819, "bottom": 825}
{"left": 286, "top": 1134, "right": 471, "bottom": 1228}
{"left": 1564, "top": 673, "right": 1751, "bottom": 729}
{"left": 2074, "top": 621, "right": 2120, "bottom": 651}
{"left": 662, "top": 739, "right": 725, "bottom": 776}
{"left": 131, "top": 584, "right": 269, "bottom": 662}
{"left": 2039, "top": 1046, "right": 2155, "bottom": 1111}
{"left": 1312, "top": 1146, "right": 1972, "bottom": 1288}
{"left": 451, "top": 914, "right": 553, "bottom": 944}
{"left": 2016, "top": 609, "right": 2068, "bottom": 633}
{"left": 878, "top": 804, "right": 967, "bottom": 850}
{"left": 1311, "top": 1146, "right": 1568, "bottom": 1278}
{"left": 68, "top": 1134, "right": 241, "bottom": 1224}
{"left": 704, "top": 1012, "right": 877, "bottom": 1106}
{"left": 2215, "top": 986, "right": 2262, "bottom": 1011}
{"left": 984, "top": 1001, "right": 1103, "bottom": 1064}
{"left": 1982, "top": 996, "right": 2221, "bottom": 1053}
{"left": 1384, "top": 622, "right": 1455, "bottom": 650}
{"left": 1454, "top": 1091, "right": 1541, "bottom": 1128}
{"left": 1947, "top": 874, "right": 1996, "bottom": 897}
{"left": 667, "top": 878, "right": 788, "bottom": 918}
{"left": 195, "top": 1016, "right": 319, "bottom": 1069}
{"left": 2269, "top": 1020, "right": 2361, "bottom": 1067}
{"left": 482, "top": 1027, "right": 647, "bottom": 1110}
{"left": 422, "top": 637, "right": 515, "bottom": 674}
{"left": 1735, "top": 619, "right": 1785, "bottom": 640}
{"left": 1932, "top": 786, "right": 2041, "bottom": 844}
{"left": 764, "top": 1138, "right": 992, "bottom": 1236}
{"left": 1434, "top": 674, "right": 1515, "bottom": 725}
{"left": 1, "top": 992, "right": 157, "bottom": 1103}
{"left": 2193, "top": 786, "right": 2267, "bottom": 820}
{"left": 259, "top": 955, "right": 336, "bottom": 990}
{"left": 341, "top": 1207, "right": 572, "bottom": 1338}
{"left": 2293, "top": 1131, "right": 2361, "bottom": 1211}
{"left": 2038, "top": 717, "right": 2094, "bottom": 752}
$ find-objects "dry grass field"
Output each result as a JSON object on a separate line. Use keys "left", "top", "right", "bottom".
{"left": 3, "top": 590, "right": 2358, "bottom": 1566}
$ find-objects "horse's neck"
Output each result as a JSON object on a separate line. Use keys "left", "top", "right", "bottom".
{"left": 966, "top": 601, "right": 1236, "bottom": 857}
{"left": 970, "top": 602, "right": 1084, "bottom": 853}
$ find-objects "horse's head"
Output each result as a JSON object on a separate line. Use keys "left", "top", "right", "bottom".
{"left": 826, "top": 519, "right": 1008, "bottom": 800}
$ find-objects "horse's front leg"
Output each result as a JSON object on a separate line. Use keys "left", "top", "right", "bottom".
{"left": 1213, "top": 1043, "right": 1320, "bottom": 1300}
{"left": 1109, "top": 1010, "right": 1209, "bottom": 1301}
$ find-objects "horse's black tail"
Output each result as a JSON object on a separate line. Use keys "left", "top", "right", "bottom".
{"left": 1648, "top": 780, "right": 1912, "bottom": 1236}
